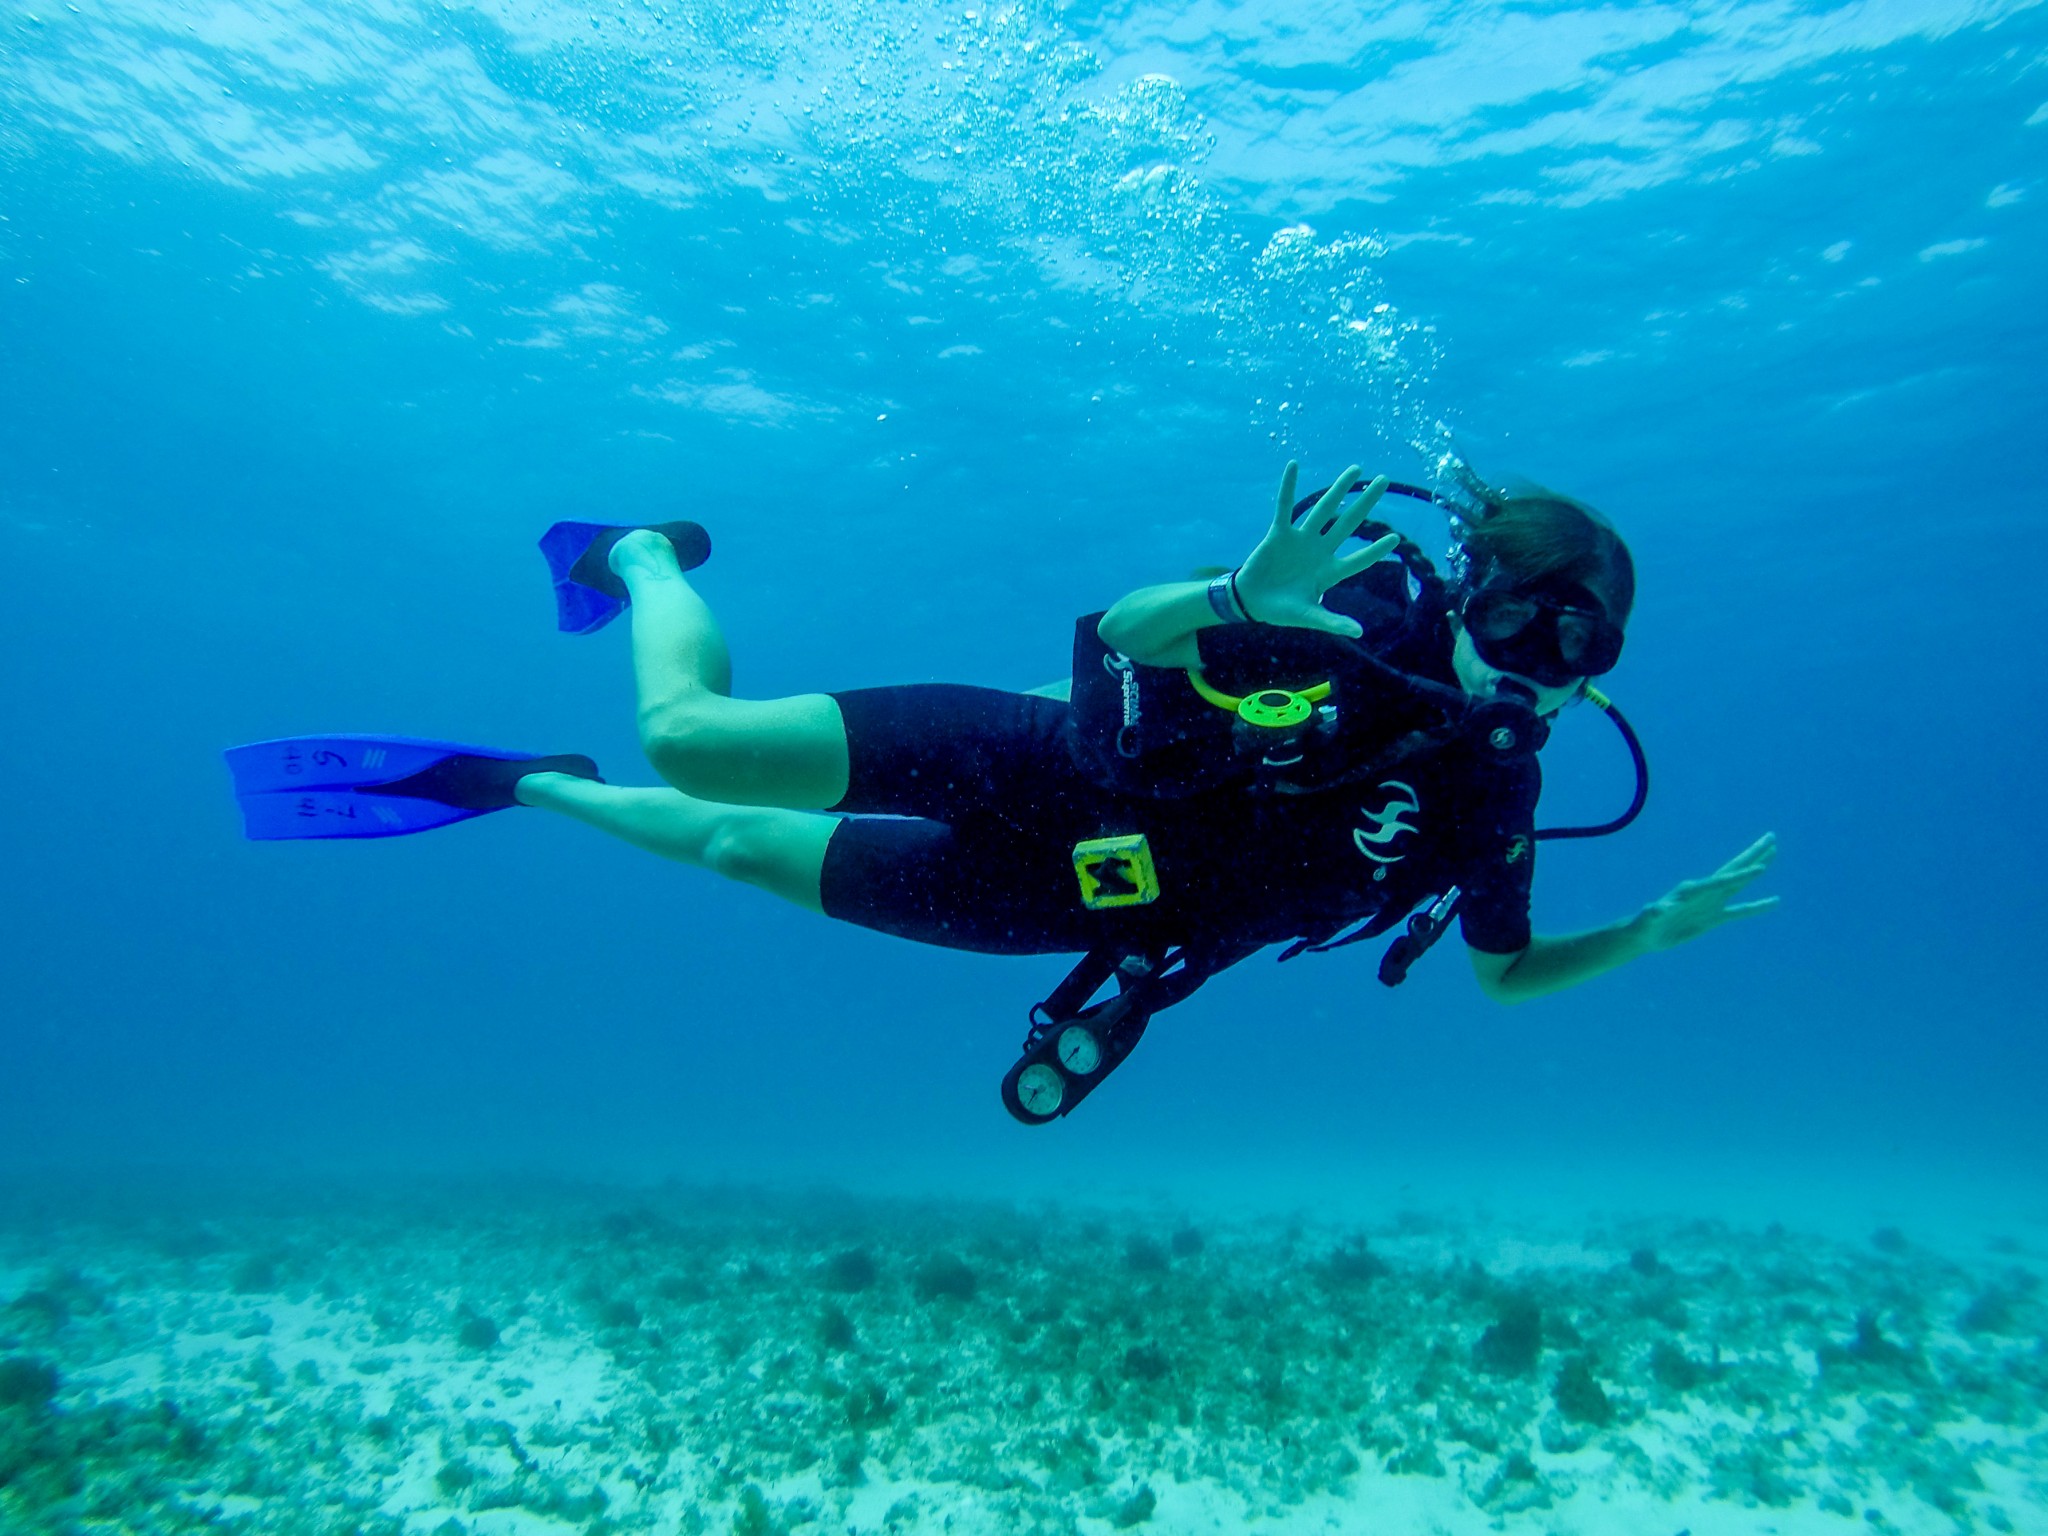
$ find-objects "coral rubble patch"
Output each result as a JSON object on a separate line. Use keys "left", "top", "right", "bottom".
{"left": 0, "top": 1179, "right": 2041, "bottom": 1534}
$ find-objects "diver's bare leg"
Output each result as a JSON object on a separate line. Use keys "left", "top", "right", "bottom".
{"left": 517, "top": 773, "right": 833, "bottom": 914}
{"left": 609, "top": 530, "right": 850, "bottom": 808}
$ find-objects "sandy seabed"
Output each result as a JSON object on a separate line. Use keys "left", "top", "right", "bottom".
{"left": 0, "top": 1176, "right": 2042, "bottom": 1536}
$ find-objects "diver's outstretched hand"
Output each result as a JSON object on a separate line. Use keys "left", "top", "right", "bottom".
{"left": 1637, "top": 833, "right": 1780, "bottom": 952}
{"left": 1232, "top": 462, "right": 1400, "bottom": 637}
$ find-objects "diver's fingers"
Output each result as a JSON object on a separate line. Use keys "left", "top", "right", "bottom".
{"left": 1723, "top": 897, "right": 1781, "bottom": 920}
{"left": 1717, "top": 858, "right": 1773, "bottom": 890}
{"left": 1273, "top": 461, "right": 1301, "bottom": 534}
{"left": 1328, "top": 532, "right": 1401, "bottom": 586}
{"left": 1694, "top": 866, "right": 1770, "bottom": 896}
{"left": 1303, "top": 464, "right": 1363, "bottom": 535}
{"left": 1329, "top": 475, "right": 1391, "bottom": 545}
{"left": 1720, "top": 832, "right": 1778, "bottom": 872}
{"left": 1704, "top": 840, "right": 1776, "bottom": 885}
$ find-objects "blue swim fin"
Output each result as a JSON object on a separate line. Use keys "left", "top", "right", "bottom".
{"left": 223, "top": 735, "right": 600, "bottom": 841}
{"left": 538, "top": 520, "right": 712, "bottom": 634}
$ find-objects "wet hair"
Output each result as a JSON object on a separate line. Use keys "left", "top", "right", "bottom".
{"left": 1459, "top": 492, "right": 1635, "bottom": 627}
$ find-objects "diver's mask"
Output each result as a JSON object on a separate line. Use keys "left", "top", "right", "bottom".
{"left": 1463, "top": 579, "right": 1624, "bottom": 689}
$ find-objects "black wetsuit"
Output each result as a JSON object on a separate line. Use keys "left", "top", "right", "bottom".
{"left": 817, "top": 576, "right": 1540, "bottom": 959}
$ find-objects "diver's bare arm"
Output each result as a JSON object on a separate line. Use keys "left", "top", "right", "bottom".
{"left": 1470, "top": 833, "right": 1780, "bottom": 1004}
{"left": 1468, "top": 919, "right": 1651, "bottom": 1004}
{"left": 1097, "top": 581, "right": 1215, "bottom": 669}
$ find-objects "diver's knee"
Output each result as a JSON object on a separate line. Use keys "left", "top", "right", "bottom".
{"left": 700, "top": 816, "right": 781, "bottom": 888}
{"left": 638, "top": 699, "right": 725, "bottom": 791}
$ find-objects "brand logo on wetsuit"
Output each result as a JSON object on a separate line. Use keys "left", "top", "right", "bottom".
{"left": 1353, "top": 781, "right": 1421, "bottom": 864}
{"left": 1105, "top": 652, "right": 1142, "bottom": 758}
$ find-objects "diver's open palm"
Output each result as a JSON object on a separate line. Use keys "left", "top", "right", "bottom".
{"left": 1234, "top": 462, "right": 1400, "bottom": 637}
{"left": 1639, "top": 833, "right": 1780, "bottom": 951}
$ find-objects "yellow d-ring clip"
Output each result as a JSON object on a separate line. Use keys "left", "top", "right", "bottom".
{"left": 1236, "top": 688, "right": 1314, "bottom": 729}
{"left": 1072, "top": 833, "right": 1160, "bottom": 910}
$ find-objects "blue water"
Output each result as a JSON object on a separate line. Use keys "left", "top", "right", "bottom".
{"left": 8, "top": 4, "right": 2048, "bottom": 1531}
{"left": 6, "top": 0, "right": 2047, "bottom": 1243}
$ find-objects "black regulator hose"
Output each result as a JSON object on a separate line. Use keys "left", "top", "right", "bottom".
{"left": 1538, "top": 690, "right": 1648, "bottom": 842}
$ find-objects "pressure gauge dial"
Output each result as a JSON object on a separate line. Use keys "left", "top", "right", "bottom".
{"left": 1057, "top": 1025, "right": 1103, "bottom": 1076}
{"left": 1014, "top": 1063, "right": 1065, "bottom": 1118}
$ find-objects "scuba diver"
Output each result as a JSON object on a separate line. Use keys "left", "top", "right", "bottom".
{"left": 226, "top": 463, "right": 1777, "bottom": 1123}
